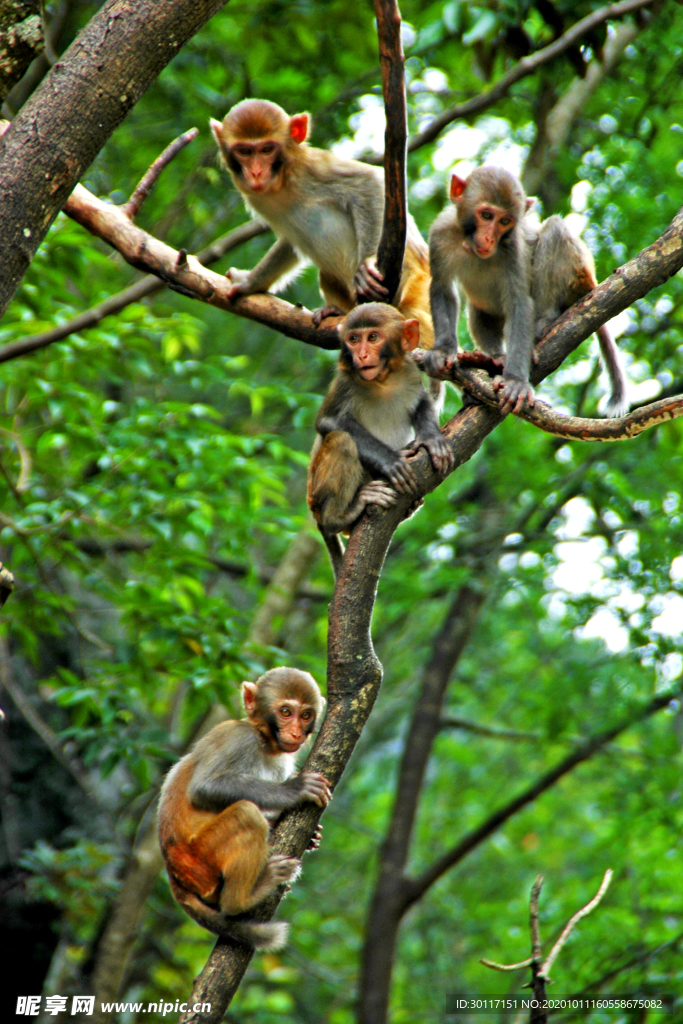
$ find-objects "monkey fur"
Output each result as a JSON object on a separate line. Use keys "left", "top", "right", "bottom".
{"left": 158, "top": 667, "right": 330, "bottom": 950}
{"left": 308, "top": 303, "right": 453, "bottom": 577}
{"left": 210, "top": 99, "right": 434, "bottom": 351}
{"left": 428, "top": 165, "right": 628, "bottom": 417}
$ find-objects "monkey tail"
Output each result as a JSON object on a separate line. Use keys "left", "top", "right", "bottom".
{"left": 174, "top": 887, "right": 290, "bottom": 949}
{"left": 596, "top": 324, "right": 629, "bottom": 418}
{"left": 320, "top": 528, "right": 344, "bottom": 580}
{"left": 221, "top": 920, "right": 289, "bottom": 951}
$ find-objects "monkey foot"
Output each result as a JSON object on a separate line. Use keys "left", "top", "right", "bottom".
{"left": 312, "top": 304, "right": 345, "bottom": 327}
{"left": 268, "top": 855, "right": 302, "bottom": 886}
{"left": 492, "top": 375, "right": 535, "bottom": 416}
{"left": 458, "top": 349, "right": 505, "bottom": 375}
{"left": 360, "top": 481, "right": 397, "bottom": 508}
{"left": 306, "top": 824, "right": 323, "bottom": 852}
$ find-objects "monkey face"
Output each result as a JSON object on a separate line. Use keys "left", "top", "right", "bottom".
{"left": 467, "top": 204, "right": 515, "bottom": 259}
{"left": 271, "top": 700, "right": 317, "bottom": 752}
{"left": 343, "top": 327, "right": 390, "bottom": 381}
{"left": 228, "top": 141, "right": 284, "bottom": 193}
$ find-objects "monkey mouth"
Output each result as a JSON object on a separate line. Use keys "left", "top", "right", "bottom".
{"left": 279, "top": 739, "right": 302, "bottom": 752}
{"left": 474, "top": 246, "right": 494, "bottom": 258}
{"left": 358, "top": 365, "right": 381, "bottom": 379}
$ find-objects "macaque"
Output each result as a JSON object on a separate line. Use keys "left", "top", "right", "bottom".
{"left": 209, "top": 100, "right": 433, "bottom": 346}
{"left": 0, "top": 561, "right": 14, "bottom": 608}
{"left": 428, "top": 165, "right": 628, "bottom": 417}
{"left": 307, "top": 303, "right": 454, "bottom": 577}
{"left": 158, "top": 667, "right": 330, "bottom": 949}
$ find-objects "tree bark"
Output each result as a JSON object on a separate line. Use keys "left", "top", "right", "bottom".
{"left": 0, "top": 0, "right": 230, "bottom": 318}
{"left": 0, "top": 0, "right": 43, "bottom": 103}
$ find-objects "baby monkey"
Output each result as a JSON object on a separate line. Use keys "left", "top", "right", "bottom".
{"left": 308, "top": 303, "right": 454, "bottom": 577}
{"left": 158, "top": 667, "right": 330, "bottom": 950}
{"left": 428, "top": 166, "right": 628, "bottom": 416}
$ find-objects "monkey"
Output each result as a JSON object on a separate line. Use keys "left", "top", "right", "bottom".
{"left": 307, "top": 303, "right": 454, "bottom": 577}
{"left": 209, "top": 99, "right": 434, "bottom": 348}
{"left": 0, "top": 561, "right": 14, "bottom": 608}
{"left": 158, "top": 667, "right": 331, "bottom": 950}
{"left": 427, "top": 165, "right": 628, "bottom": 417}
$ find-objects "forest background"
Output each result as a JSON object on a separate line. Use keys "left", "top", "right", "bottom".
{"left": 2, "top": 1, "right": 683, "bottom": 1022}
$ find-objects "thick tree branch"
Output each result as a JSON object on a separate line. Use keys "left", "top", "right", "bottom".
{"left": 0, "top": 219, "right": 269, "bottom": 364}
{"left": 401, "top": 685, "right": 681, "bottom": 910}
{"left": 0, "top": 0, "right": 231, "bottom": 318}
{"left": 365, "top": 0, "right": 655, "bottom": 165}
{"left": 373, "top": 0, "right": 407, "bottom": 303}
{"left": 0, "top": 0, "right": 43, "bottom": 103}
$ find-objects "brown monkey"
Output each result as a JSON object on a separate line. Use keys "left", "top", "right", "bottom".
{"left": 209, "top": 100, "right": 433, "bottom": 347}
{"left": 307, "top": 303, "right": 453, "bottom": 577}
{"left": 427, "top": 166, "right": 628, "bottom": 416}
{"left": 0, "top": 561, "right": 14, "bottom": 608}
{"left": 158, "top": 667, "right": 330, "bottom": 949}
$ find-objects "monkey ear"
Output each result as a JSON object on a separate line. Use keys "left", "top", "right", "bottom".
{"left": 242, "top": 681, "right": 258, "bottom": 712}
{"left": 450, "top": 174, "right": 467, "bottom": 202}
{"left": 209, "top": 118, "right": 224, "bottom": 145}
{"left": 290, "top": 113, "right": 309, "bottom": 144}
{"left": 525, "top": 196, "right": 536, "bottom": 212}
{"left": 401, "top": 319, "right": 420, "bottom": 352}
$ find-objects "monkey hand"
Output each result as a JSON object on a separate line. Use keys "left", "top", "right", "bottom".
{"left": 353, "top": 258, "right": 389, "bottom": 302}
{"left": 493, "top": 375, "right": 535, "bottom": 416}
{"left": 415, "top": 348, "right": 456, "bottom": 379}
{"left": 298, "top": 772, "right": 333, "bottom": 807}
{"left": 312, "top": 304, "right": 346, "bottom": 327}
{"left": 381, "top": 451, "right": 419, "bottom": 494}
{"left": 225, "top": 268, "right": 255, "bottom": 300}
{"left": 306, "top": 824, "right": 324, "bottom": 852}
{"left": 458, "top": 349, "right": 505, "bottom": 375}
{"left": 406, "top": 434, "right": 455, "bottom": 476}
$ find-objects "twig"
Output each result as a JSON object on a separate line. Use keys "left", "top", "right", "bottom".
{"left": 121, "top": 128, "right": 198, "bottom": 220}
{"left": 373, "top": 0, "right": 407, "bottom": 303}
{"left": 540, "top": 869, "right": 613, "bottom": 979}
{"left": 365, "top": 0, "right": 655, "bottom": 164}
{"left": 530, "top": 875, "right": 543, "bottom": 963}
{"left": 480, "top": 957, "right": 534, "bottom": 972}
{"left": 0, "top": 219, "right": 268, "bottom": 365}
{"left": 440, "top": 716, "right": 541, "bottom": 741}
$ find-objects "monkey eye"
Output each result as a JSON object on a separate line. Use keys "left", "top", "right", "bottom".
{"left": 279, "top": 706, "right": 292, "bottom": 717}
{"left": 347, "top": 333, "right": 359, "bottom": 343}
{"left": 260, "top": 143, "right": 277, "bottom": 155}
{"left": 480, "top": 210, "right": 493, "bottom": 220}
{"left": 500, "top": 217, "right": 512, "bottom": 226}
{"left": 369, "top": 332, "right": 378, "bottom": 341}
{"left": 301, "top": 710, "right": 312, "bottom": 720}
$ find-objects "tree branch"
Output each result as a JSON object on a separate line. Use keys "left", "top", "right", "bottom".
{"left": 365, "top": 0, "right": 655, "bottom": 164}
{"left": 61, "top": 182, "right": 338, "bottom": 350}
{"left": 0, "top": 219, "right": 269, "bottom": 364}
{"left": 373, "top": 0, "right": 407, "bottom": 303}
{"left": 0, "top": 0, "right": 231, "bottom": 318}
{"left": 540, "top": 869, "right": 613, "bottom": 979}
{"left": 401, "top": 686, "right": 680, "bottom": 910}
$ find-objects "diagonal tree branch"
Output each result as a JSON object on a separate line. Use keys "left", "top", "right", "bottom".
{"left": 401, "top": 686, "right": 681, "bottom": 911}
{"left": 0, "top": 0, "right": 232, "bottom": 318}
{"left": 364, "top": 0, "right": 656, "bottom": 165}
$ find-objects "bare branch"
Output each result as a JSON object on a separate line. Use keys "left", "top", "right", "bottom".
{"left": 530, "top": 875, "right": 544, "bottom": 963}
{"left": 440, "top": 716, "right": 541, "bottom": 741}
{"left": 540, "top": 869, "right": 613, "bottom": 979}
{"left": 0, "top": 219, "right": 268, "bottom": 364}
{"left": 373, "top": 0, "right": 407, "bottom": 302}
{"left": 365, "top": 0, "right": 655, "bottom": 164}
{"left": 61, "top": 184, "right": 338, "bottom": 351}
{"left": 480, "top": 956, "right": 534, "bottom": 972}
{"left": 121, "top": 127, "right": 198, "bottom": 220}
